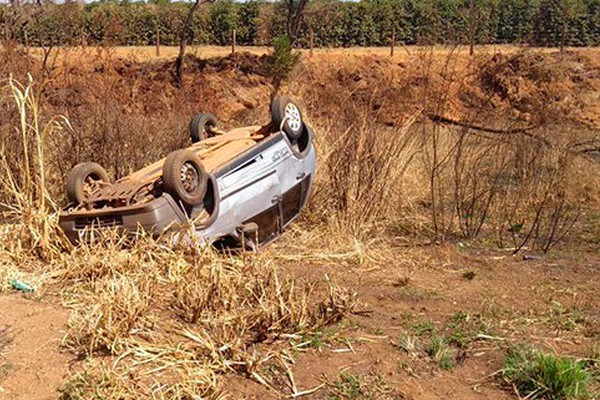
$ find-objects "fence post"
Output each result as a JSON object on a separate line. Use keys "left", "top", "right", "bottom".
{"left": 390, "top": 28, "right": 395, "bottom": 57}
{"left": 231, "top": 28, "right": 236, "bottom": 54}
{"left": 155, "top": 24, "right": 160, "bottom": 57}
{"left": 309, "top": 27, "right": 314, "bottom": 57}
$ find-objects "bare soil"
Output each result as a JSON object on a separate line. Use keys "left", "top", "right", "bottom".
{"left": 0, "top": 295, "right": 71, "bottom": 400}
{"left": 1, "top": 243, "right": 599, "bottom": 399}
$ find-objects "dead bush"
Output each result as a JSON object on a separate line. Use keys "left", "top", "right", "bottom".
{"left": 0, "top": 77, "right": 71, "bottom": 259}
{"left": 418, "top": 119, "right": 588, "bottom": 251}
{"left": 491, "top": 137, "right": 586, "bottom": 253}
{"left": 66, "top": 274, "right": 154, "bottom": 355}
{"left": 307, "top": 114, "right": 420, "bottom": 235}
{"left": 58, "top": 240, "right": 356, "bottom": 396}
{"left": 173, "top": 252, "right": 357, "bottom": 344}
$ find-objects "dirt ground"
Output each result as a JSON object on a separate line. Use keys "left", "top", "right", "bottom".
{"left": 25, "top": 44, "right": 600, "bottom": 62}
{"left": 0, "top": 295, "right": 71, "bottom": 400}
{"left": 1, "top": 241, "right": 599, "bottom": 399}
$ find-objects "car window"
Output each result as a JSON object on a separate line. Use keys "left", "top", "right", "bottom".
{"left": 281, "top": 175, "right": 311, "bottom": 227}
{"left": 245, "top": 205, "right": 280, "bottom": 244}
{"left": 281, "top": 183, "right": 302, "bottom": 226}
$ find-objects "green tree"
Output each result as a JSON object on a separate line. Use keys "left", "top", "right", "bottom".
{"left": 535, "top": 0, "right": 586, "bottom": 49}
{"left": 209, "top": 0, "right": 237, "bottom": 45}
{"left": 237, "top": 1, "right": 259, "bottom": 45}
{"left": 586, "top": 0, "right": 600, "bottom": 44}
{"left": 496, "top": 0, "right": 536, "bottom": 44}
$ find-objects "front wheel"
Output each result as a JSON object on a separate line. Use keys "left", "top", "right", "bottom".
{"left": 162, "top": 149, "right": 207, "bottom": 206}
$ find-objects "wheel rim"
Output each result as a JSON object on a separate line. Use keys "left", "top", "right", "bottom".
{"left": 82, "top": 174, "right": 103, "bottom": 196}
{"left": 284, "top": 103, "right": 302, "bottom": 132}
{"left": 203, "top": 121, "right": 215, "bottom": 137}
{"left": 180, "top": 162, "right": 199, "bottom": 193}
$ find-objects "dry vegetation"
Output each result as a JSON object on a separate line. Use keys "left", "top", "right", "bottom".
{"left": 1, "top": 44, "right": 600, "bottom": 399}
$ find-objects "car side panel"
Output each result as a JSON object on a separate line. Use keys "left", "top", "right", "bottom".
{"left": 194, "top": 137, "right": 289, "bottom": 241}
{"left": 194, "top": 130, "right": 316, "bottom": 245}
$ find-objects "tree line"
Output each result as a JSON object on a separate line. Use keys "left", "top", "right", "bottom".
{"left": 1, "top": 0, "right": 600, "bottom": 49}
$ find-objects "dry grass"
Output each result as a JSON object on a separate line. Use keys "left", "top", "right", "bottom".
{"left": 0, "top": 77, "right": 72, "bottom": 259}
{"left": 65, "top": 274, "right": 154, "bottom": 355}
{"left": 58, "top": 240, "right": 356, "bottom": 398}
{"left": 307, "top": 113, "right": 421, "bottom": 235}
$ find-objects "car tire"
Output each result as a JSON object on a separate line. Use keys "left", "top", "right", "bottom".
{"left": 162, "top": 149, "right": 207, "bottom": 206}
{"left": 66, "top": 162, "right": 110, "bottom": 205}
{"left": 190, "top": 113, "right": 218, "bottom": 143}
{"left": 271, "top": 96, "right": 305, "bottom": 140}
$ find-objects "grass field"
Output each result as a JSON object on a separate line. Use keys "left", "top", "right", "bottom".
{"left": 0, "top": 45, "right": 600, "bottom": 400}
{"left": 22, "top": 43, "right": 600, "bottom": 62}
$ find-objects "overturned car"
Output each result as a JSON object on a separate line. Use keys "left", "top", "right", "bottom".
{"left": 59, "top": 97, "right": 316, "bottom": 250}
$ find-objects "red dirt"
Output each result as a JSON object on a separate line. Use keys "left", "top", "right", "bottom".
{"left": 217, "top": 240, "right": 600, "bottom": 399}
{"left": 0, "top": 295, "right": 71, "bottom": 400}
{"left": 1, "top": 244, "right": 599, "bottom": 399}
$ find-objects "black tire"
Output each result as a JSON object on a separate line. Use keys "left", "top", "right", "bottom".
{"left": 66, "top": 162, "right": 110, "bottom": 205}
{"left": 271, "top": 96, "right": 305, "bottom": 140}
{"left": 190, "top": 113, "right": 218, "bottom": 143}
{"left": 162, "top": 149, "right": 207, "bottom": 206}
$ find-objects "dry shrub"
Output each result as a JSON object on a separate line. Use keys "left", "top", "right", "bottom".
{"left": 59, "top": 239, "right": 356, "bottom": 397}
{"left": 57, "top": 229, "right": 150, "bottom": 282}
{"left": 418, "top": 118, "right": 591, "bottom": 250}
{"left": 173, "top": 254, "right": 356, "bottom": 342}
{"left": 66, "top": 273, "right": 154, "bottom": 355}
{"left": 61, "top": 348, "right": 221, "bottom": 400}
{"left": 490, "top": 135, "right": 589, "bottom": 252}
{"left": 0, "top": 77, "right": 71, "bottom": 259}
{"left": 306, "top": 114, "right": 421, "bottom": 236}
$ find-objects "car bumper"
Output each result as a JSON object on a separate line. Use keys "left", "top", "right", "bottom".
{"left": 59, "top": 194, "right": 187, "bottom": 243}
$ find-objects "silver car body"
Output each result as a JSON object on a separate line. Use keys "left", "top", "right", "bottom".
{"left": 197, "top": 127, "right": 316, "bottom": 247}
{"left": 59, "top": 126, "right": 316, "bottom": 249}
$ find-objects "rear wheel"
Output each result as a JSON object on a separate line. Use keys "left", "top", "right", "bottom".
{"left": 162, "top": 149, "right": 207, "bottom": 206}
{"left": 66, "top": 162, "right": 110, "bottom": 205}
{"left": 190, "top": 113, "right": 218, "bottom": 143}
{"left": 271, "top": 96, "right": 305, "bottom": 141}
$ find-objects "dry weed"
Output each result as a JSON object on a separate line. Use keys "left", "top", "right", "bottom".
{"left": 0, "top": 77, "right": 71, "bottom": 259}
{"left": 57, "top": 237, "right": 356, "bottom": 397}
{"left": 305, "top": 113, "right": 421, "bottom": 237}
{"left": 65, "top": 273, "right": 154, "bottom": 355}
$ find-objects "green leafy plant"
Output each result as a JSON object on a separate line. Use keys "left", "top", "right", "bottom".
{"left": 411, "top": 320, "right": 435, "bottom": 336}
{"left": 426, "top": 335, "right": 455, "bottom": 371}
{"left": 503, "top": 345, "right": 591, "bottom": 399}
{"left": 327, "top": 373, "right": 363, "bottom": 400}
{"left": 301, "top": 330, "right": 325, "bottom": 349}
{"left": 268, "top": 34, "right": 300, "bottom": 89}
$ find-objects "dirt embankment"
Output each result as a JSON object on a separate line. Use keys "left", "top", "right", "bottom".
{"left": 3, "top": 47, "right": 597, "bottom": 194}
{"left": 5, "top": 47, "right": 599, "bottom": 131}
